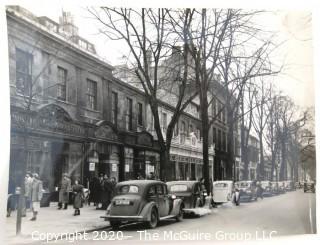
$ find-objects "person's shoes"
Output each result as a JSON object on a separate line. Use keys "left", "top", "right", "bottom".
{"left": 30, "top": 217, "right": 36, "bottom": 221}
{"left": 21, "top": 214, "right": 26, "bottom": 217}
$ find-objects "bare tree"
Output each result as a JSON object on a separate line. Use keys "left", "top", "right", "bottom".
{"left": 87, "top": 8, "right": 198, "bottom": 180}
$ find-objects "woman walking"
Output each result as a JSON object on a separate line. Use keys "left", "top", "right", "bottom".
{"left": 72, "top": 179, "right": 84, "bottom": 216}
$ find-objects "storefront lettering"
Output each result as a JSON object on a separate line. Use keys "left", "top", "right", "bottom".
{"left": 11, "top": 111, "right": 85, "bottom": 136}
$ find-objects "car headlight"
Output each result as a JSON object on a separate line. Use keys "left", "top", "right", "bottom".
{"left": 171, "top": 194, "right": 176, "bottom": 199}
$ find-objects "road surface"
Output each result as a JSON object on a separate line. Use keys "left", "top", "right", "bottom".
{"left": 49, "top": 189, "right": 316, "bottom": 244}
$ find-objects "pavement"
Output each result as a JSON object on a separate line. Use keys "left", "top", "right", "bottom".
{"left": 4, "top": 202, "right": 109, "bottom": 245}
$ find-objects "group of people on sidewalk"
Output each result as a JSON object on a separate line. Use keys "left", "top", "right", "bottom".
{"left": 88, "top": 173, "right": 117, "bottom": 210}
{"left": 7, "top": 172, "right": 43, "bottom": 221}
{"left": 57, "top": 173, "right": 117, "bottom": 216}
{"left": 56, "top": 173, "right": 85, "bottom": 216}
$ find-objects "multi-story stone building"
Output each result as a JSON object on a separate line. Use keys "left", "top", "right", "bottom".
{"left": 7, "top": 6, "right": 161, "bottom": 192}
{"left": 7, "top": 6, "right": 214, "bottom": 195}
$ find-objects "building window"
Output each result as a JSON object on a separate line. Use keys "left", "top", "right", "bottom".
{"left": 217, "top": 129, "right": 222, "bottom": 150}
{"left": 189, "top": 124, "right": 193, "bottom": 135}
{"left": 87, "top": 79, "right": 97, "bottom": 110}
{"left": 196, "top": 128, "right": 201, "bottom": 139}
{"left": 126, "top": 97, "right": 133, "bottom": 131}
{"left": 222, "top": 132, "right": 226, "bottom": 152}
{"left": 111, "top": 91, "right": 118, "bottom": 126}
{"left": 180, "top": 121, "right": 186, "bottom": 144}
{"left": 138, "top": 102, "right": 143, "bottom": 126}
{"left": 218, "top": 102, "right": 222, "bottom": 122}
{"left": 213, "top": 128, "right": 216, "bottom": 144}
{"left": 174, "top": 123, "right": 179, "bottom": 136}
{"left": 213, "top": 98, "right": 217, "bottom": 117}
{"left": 16, "top": 48, "right": 32, "bottom": 95}
{"left": 222, "top": 107, "right": 226, "bottom": 123}
{"left": 162, "top": 112, "right": 167, "bottom": 131}
{"left": 57, "top": 66, "right": 67, "bottom": 101}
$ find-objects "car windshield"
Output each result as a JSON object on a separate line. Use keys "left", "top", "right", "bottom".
{"left": 215, "top": 183, "right": 228, "bottom": 188}
{"left": 169, "top": 184, "right": 188, "bottom": 192}
{"left": 118, "top": 185, "right": 139, "bottom": 194}
{"left": 238, "top": 182, "right": 250, "bottom": 187}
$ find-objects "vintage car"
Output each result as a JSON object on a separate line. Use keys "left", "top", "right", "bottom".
{"left": 284, "top": 181, "right": 295, "bottom": 191}
{"left": 260, "top": 181, "right": 273, "bottom": 197}
{"left": 278, "top": 182, "right": 286, "bottom": 194}
{"left": 236, "top": 181, "right": 257, "bottom": 201}
{"left": 101, "top": 180, "right": 184, "bottom": 229}
{"left": 270, "top": 181, "right": 280, "bottom": 195}
{"left": 212, "top": 180, "right": 234, "bottom": 204}
{"left": 166, "top": 181, "right": 212, "bottom": 216}
{"left": 304, "top": 181, "right": 315, "bottom": 193}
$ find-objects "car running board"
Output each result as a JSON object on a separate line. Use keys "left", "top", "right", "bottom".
{"left": 159, "top": 215, "right": 176, "bottom": 221}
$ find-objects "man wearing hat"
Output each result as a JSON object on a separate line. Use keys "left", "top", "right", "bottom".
{"left": 30, "top": 173, "right": 43, "bottom": 221}
{"left": 58, "top": 173, "right": 71, "bottom": 210}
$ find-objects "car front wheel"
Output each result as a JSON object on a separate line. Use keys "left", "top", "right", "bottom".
{"left": 176, "top": 205, "right": 183, "bottom": 222}
{"left": 147, "top": 208, "right": 158, "bottom": 229}
{"left": 110, "top": 221, "right": 121, "bottom": 230}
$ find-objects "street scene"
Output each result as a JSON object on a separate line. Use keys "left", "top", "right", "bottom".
{"left": 3, "top": 3, "right": 316, "bottom": 244}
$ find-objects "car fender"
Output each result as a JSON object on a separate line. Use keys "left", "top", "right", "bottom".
{"left": 139, "top": 201, "right": 158, "bottom": 221}
{"left": 170, "top": 198, "right": 184, "bottom": 216}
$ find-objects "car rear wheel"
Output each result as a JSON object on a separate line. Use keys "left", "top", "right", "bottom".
{"left": 176, "top": 205, "right": 183, "bottom": 222}
{"left": 147, "top": 208, "right": 158, "bottom": 229}
{"left": 110, "top": 221, "right": 121, "bottom": 230}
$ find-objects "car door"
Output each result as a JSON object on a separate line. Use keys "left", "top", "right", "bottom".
{"left": 157, "top": 184, "right": 170, "bottom": 217}
{"left": 147, "top": 185, "right": 158, "bottom": 205}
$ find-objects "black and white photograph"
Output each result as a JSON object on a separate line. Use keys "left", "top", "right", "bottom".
{"left": 0, "top": 0, "right": 318, "bottom": 244}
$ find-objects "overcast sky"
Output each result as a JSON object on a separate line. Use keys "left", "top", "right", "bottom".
{"left": 16, "top": 2, "right": 315, "bottom": 109}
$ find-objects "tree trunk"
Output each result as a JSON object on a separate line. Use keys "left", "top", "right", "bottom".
{"left": 259, "top": 132, "right": 264, "bottom": 180}
{"left": 159, "top": 147, "right": 170, "bottom": 181}
{"left": 201, "top": 98, "right": 210, "bottom": 194}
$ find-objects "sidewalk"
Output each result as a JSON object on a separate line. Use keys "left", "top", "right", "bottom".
{"left": 5, "top": 203, "right": 109, "bottom": 245}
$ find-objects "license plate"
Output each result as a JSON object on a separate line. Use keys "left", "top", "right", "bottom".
{"left": 115, "top": 200, "right": 130, "bottom": 205}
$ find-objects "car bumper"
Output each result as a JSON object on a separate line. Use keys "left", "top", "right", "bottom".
{"left": 262, "top": 192, "right": 273, "bottom": 197}
{"left": 100, "top": 215, "right": 145, "bottom": 222}
{"left": 239, "top": 194, "right": 252, "bottom": 200}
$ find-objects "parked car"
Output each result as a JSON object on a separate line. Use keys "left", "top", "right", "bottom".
{"left": 271, "top": 181, "right": 280, "bottom": 195}
{"left": 235, "top": 181, "right": 257, "bottom": 201}
{"left": 167, "top": 180, "right": 212, "bottom": 216}
{"left": 212, "top": 180, "right": 234, "bottom": 204}
{"left": 284, "top": 181, "right": 295, "bottom": 191}
{"left": 101, "top": 180, "right": 184, "bottom": 229}
{"left": 295, "top": 181, "right": 303, "bottom": 189}
{"left": 304, "top": 181, "right": 315, "bottom": 193}
{"left": 260, "top": 181, "right": 273, "bottom": 197}
{"left": 278, "top": 182, "right": 286, "bottom": 194}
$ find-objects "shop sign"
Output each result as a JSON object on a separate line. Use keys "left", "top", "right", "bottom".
{"left": 89, "top": 162, "right": 95, "bottom": 171}
{"left": 125, "top": 164, "right": 130, "bottom": 172}
{"left": 112, "top": 164, "right": 117, "bottom": 172}
{"left": 88, "top": 157, "right": 99, "bottom": 163}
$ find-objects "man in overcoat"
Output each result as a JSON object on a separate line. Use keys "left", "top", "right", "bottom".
{"left": 58, "top": 173, "right": 71, "bottom": 209}
{"left": 30, "top": 173, "right": 43, "bottom": 221}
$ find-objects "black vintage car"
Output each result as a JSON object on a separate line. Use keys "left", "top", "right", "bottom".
{"left": 166, "top": 181, "right": 212, "bottom": 216}
{"left": 101, "top": 180, "right": 184, "bottom": 229}
{"left": 304, "top": 181, "right": 315, "bottom": 193}
{"left": 235, "top": 181, "right": 258, "bottom": 201}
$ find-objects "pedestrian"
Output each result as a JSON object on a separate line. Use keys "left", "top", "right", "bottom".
{"left": 257, "top": 181, "right": 263, "bottom": 199}
{"left": 110, "top": 177, "right": 117, "bottom": 200}
{"left": 148, "top": 172, "right": 155, "bottom": 180}
{"left": 58, "top": 173, "right": 71, "bottom": 210}
{"left": 89, "top": 176, "right": 101, "bottom": 207}
{"left": 21, "top": 172, "right": 33, "bottom": 217}
{"left": 101, "top": 175, "right": 112, "bottom": 210}
{"left": 199, "top": 178, "right": 207, "bottom": 206}
{"left": 30, "top": 173, "right": 43, "bottom": 221}
{"left": 72, "top": 179, "right": 84, "bottom": 216}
